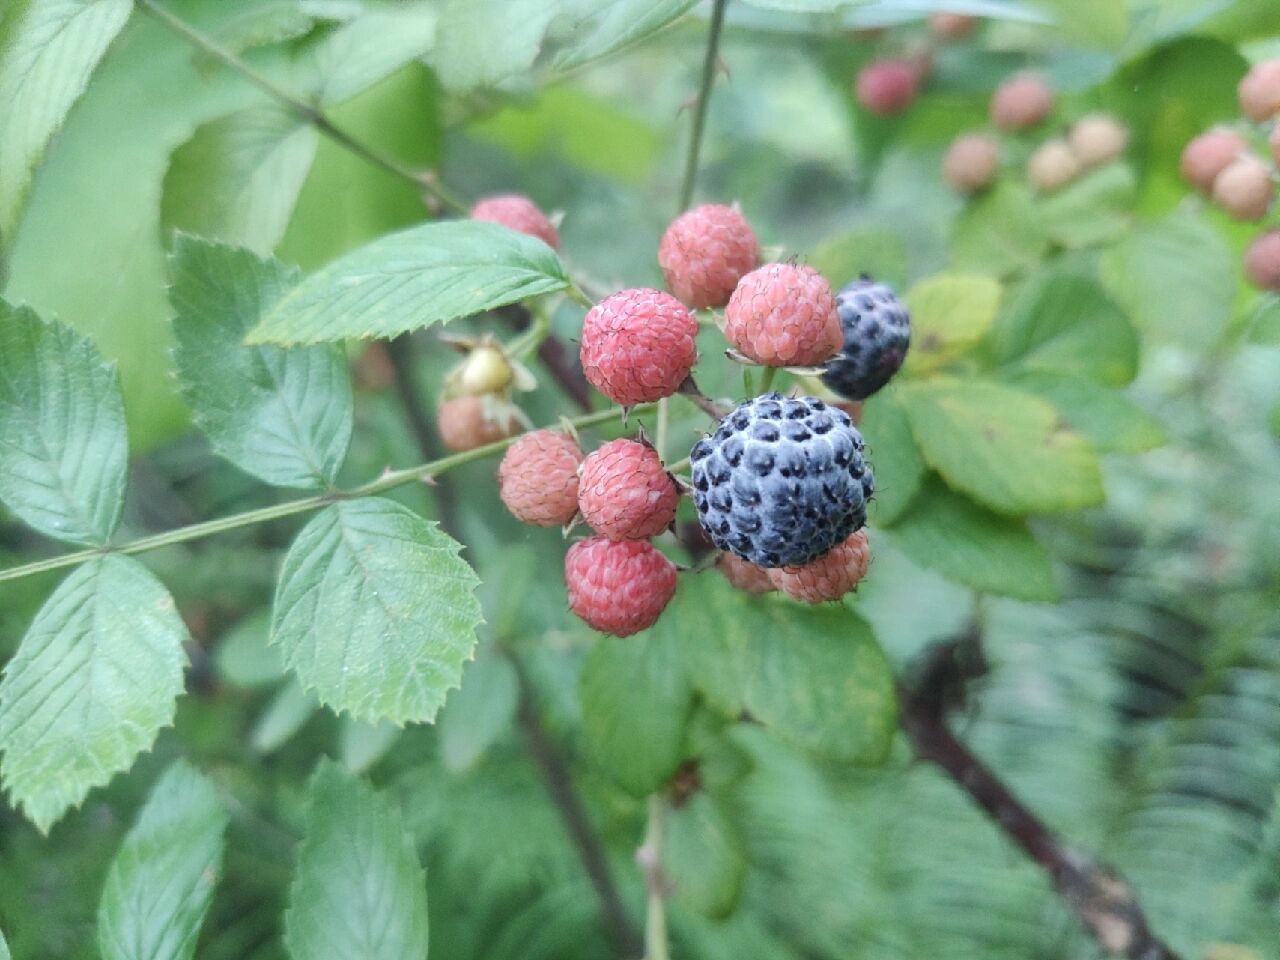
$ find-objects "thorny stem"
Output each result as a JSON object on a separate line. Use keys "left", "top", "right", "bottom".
{"left": 0, "top": 404, "right": 653, "bottom": 586}
{"left": 677, "top": 0, "right": 730, "bottom": 213}
{"left": 640, "top": 794, "right": 671, "bottom": 960}
{"left": 136, "top": 0, "right": 467, "bottom": 214}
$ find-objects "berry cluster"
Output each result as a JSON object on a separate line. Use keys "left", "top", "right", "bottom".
{"left": 853, "top": 13, "right": 982, "bottom": 117}
{"left": 489, "top": 197, "right": 905, "bottom": 635}
{"left": 1178, "top": 60, "right": 1280, "bottom": 291}
{"left": 942, "top": 74, "right": 1129, "bottom": 196}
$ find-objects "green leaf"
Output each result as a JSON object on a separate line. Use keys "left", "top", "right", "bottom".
{"left": 285, "top": 759, "right": 429, "bottom": 960}
{"left": 885, "top": 478, "right": 1059, "bottom": 601}
{"left": 1037, "top": 163, "right": 1136, "bottom": 250}
{"left": 580, "top": 630, "right": 694, "bottom": 796}
{"left": 988, "top": 269, "right": 1139, "bottom": 386}
{"left": 309, "top": 3, "right": 439, "bottom": 105}
{"left": 860, "top": 390, "right": 924, "bottom": 526}
{"left": 0, "top": 0, "right": 133, "bottom": 245}
{"left": 553, "top": 0, "right": 699, "bottom": 69}
{"left": 0, "top": 300, "right": 128, "bottom": 544}
{"left": 169, "top": 236, "right": 353, "bottom": 489}
{"left": 97, "top": 761, "right": 228, "bottom": 960}
{"left": 809, "top": 228, "right": 908, "bottom": 291}
{"left": 1247, "top": 295, "right": 1280, "bottom": 346}
{"left": 214, "top": 609, "right": 284, "bottom": 688}
{"left": 1005, "top": 372, "right": 1166, "bottom": 454}
{"left": 250, "top": 680, "right": 317, "bottom": 754}
{"left": 678, "top": 577, "right": 896, "bottom": 764}
{"left": 270, "top": 497, "right": 483, "bottom": 724}
{"left": 902, "top": 273, "right": 1001, "bottom": 376}
{"left": 430, "top": 0, "right": 558, "bottom": 90}
{"left": 0, "top": 925, "right": 8, "bottom": 960}
{"left": 439, "top": 650, "right": 518, "bottom": 773}
{"left": 248, "top": 220, "right": 570, "bottom": 344}
{"left": 0, "top": 555, "right": 189, "bottom": 832}
{"left": 339, "top": 717, "right": 400, "bottom": 774}
{"left": 1099, "top": 207, "right": 1235, "bottom": 347}
{"left": 899, "top": 377, "right": 1104, "bottom": 515}
{"left": 665, "top": 793, "right": 746, "bottom": 920}
{"left": 950, "top": 181, "right": 1048, "bottom": 279}
{"left": 161, "top": 104, "right": 319, "bottom": 255}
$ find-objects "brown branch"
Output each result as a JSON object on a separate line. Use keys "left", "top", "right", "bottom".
{"left": 505, "top": 648, "right": 644, "bottom": 957}
{"left": 898, "top": 681, "right": 1183, "bottom": 960}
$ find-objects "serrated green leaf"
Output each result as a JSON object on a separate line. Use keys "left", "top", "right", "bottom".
{"left": 0, "top": 0, "right": 132, "bottom": 245}
{"left": 1005, "top": 372, "right": 1166, "bottom": 454}
{"left": 553, "top": 0, "right": 698, "bottom": 69}
{"left": 0, "top": 300, "right": 127, "bottom": 545}
{"left": 1037, "top": 163, "right": 1136, "bottom": 250}
{"left": 339, "top": 717, "right": 400, "bottom": 774}
{"left": 248, "top": 220, "right": 570, "bottom": 344}
{"left": 899, "top": 377, "right": 1104, "bottom": 516}
{"left": 310, "top": 2, "right": 439, "bottom": 105}
{"left": 161, "top": 104, "right": 319, "bottom": 255}
{"left": 0, "top": 555, "right": 189, "bottom": 832}
{"left": 169, "top": 236, "right": 353, "bottom": 488}
{"left": 439, "top": 650, "right": 517, "bottom": 773}
{"left": 885, "top": 477, "right": 1058, "bottom": 601}
{"left": 860, "top": 390, "right": 924, "bottom": 526}
{"left": 809, "top": 228, "right": 908, "bottom": 291}
{"left": 678, "top": 577, "right": 896, "bottom": 764}
{"left": 285, "top": 759, "right": 429, "bottom": 960}
{"left": 902, "top": 273, "right": 1002, "bottom": 376}
{"left": 97, "top": 761, "right": 228, "bottom": 960}
{"left": 950, "top": 181, "right": 1048, "bottom": 279}
{"left": 430, "top": 0, "right": 558, "bottom": 91}
{"left": 250, "top": 679, "right": 317, "bottom": 754}
{"left": 665, "top": 792, "right": 746, "bottom": 920}
{"left": 988, "top": 269, "right": 1139, "bottom": 386}
{"left": 270, "top": 497, "right": 482, "bottom": 724}
{"left": 580, "top": 630, "right": 694, "bottom": 796}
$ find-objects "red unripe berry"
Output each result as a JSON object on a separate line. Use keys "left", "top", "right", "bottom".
{"left": 1180, "top": 129, "right": 1248, "bottom": 194}
{"left": 929, "top": 12, "right": 978, "bottom": 40}
{"left": 470, "top": 194, "right": 559, "bottom": 249}
{"left": 1238, "top": 60, "right": 1280, "bottom": 122}
{"left": 580, "top": 289, "right": 699, "bottom": 405}
{"left": 436, "top": 395, "right": 520, "bottom": 452}
{"left": 659, "top": 204, "right": 760, "bottom": 309}
{"left": 497, "top": 430, "right": 583, "bottom": 527}
{"left": 717, "top": 553, "right": 775, "bottom": 595}
{"left": 767, "top": 530, "right": 871, "bottom": 603}
{"left": 855, "top": 59, "right": 920, "bottom": 116}
{"left": 943, "top": 134, "right": 1000, "bottom": 193}
{"left": 723, "top": 263, "right": 843, "bottom": 367}
{"left": 565, "top": 537, "right": 678, "bottom": 636}
{"left": 1244, "top": 230, "right": 1280, "bottom": 291}
{"left": 577, "top": 439, "right": 679, "bottom": 541}
{"left": 1211, "top": 156, "right": 1274, "bottom": 221}
{"left": 990, "top": 73, "right": 1054, "bottom": 131}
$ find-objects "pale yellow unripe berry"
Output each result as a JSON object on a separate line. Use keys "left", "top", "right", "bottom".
{"left": 942, "top": 134, "right": 1000, "bottom": 193}
{"left": 1068, "top": 114, "right": 1129, "bottom": 168}
{"left": 1027, "top": 139, "right": 1080, "bottom": 192}
{"left": 459, "top": 345, "right": 513, "bottom": 394}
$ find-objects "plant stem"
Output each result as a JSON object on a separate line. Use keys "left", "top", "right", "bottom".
{"left": 136, "top": 0, "right": 466, "bottom": 214}
{"left": 758, "top": 366, "right": 777, "bottom": 393}
{"left": 642, "top": 795, "right": 670, "bottom": 960}
{"left": 0, "top": 404, "right": 649, "bottom": 586}
{"left": 655, "top": 398, "right": 670, "bottom": 460}
{"left": 506, "top": 648, "right": 644, "bottom": 957}
{"left": 677, "top": 0, "right": 730, "bottom": 213}
{"left": 898, "top": 684, "right": 1184, "bottom": 960}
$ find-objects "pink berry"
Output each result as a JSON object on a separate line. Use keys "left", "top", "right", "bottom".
{"left": 990, "top": 73, "right": 1054, "bottom": 131}
{"left": 942, "top": 134, "right": 1000, "bottom": 193}
{"left": 929, "top": 12, "right": 978, "bottom": 40}
{"left": 1238, "top": 60, "right": 1280, "bottom": 122}
{"left": 470, "top": 194, "right": 559, "bottom": 249}
{"left": 497, "top": 430, "right": 583, "bottom": 527}
{"left": 658, "top": 204, "right": 760, "bottom": 309}
{"left": 580, "top": 289, "right": 698, "bottom": 405}
{"left": 1211, "top": 156, "right": 1273, "bottom": 221}
{"left": 1244, "top": 230, "right": 1280, "bottom": 290}
{"left": 577, "top": 438, "right": 679, "bottom": 541}
{"left": 1180, "top": 129, "right": 1249, "bottom": 194}
{"left": 717, "top": 552, "right": 775, "bottom": 595}
{"left": 855, "top": 59, "right": 920, "bottom": 116}
{"left": 436, "top": 395, "right": 520, "bottom": 452}
{"left": 723, "top": 263, "right": 843, "bottom": 367}
{"left": 565, "top": 536, "right": 678, "bottom": 636}
{"left": 767, "top": 530, "right": 871, "bottom": 604}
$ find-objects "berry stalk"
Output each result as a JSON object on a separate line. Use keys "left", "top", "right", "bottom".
{"left": 677, "top": 0, "right": 731, "bottom": 213}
